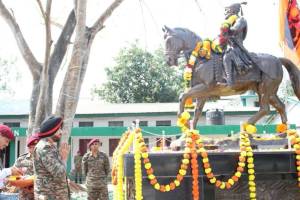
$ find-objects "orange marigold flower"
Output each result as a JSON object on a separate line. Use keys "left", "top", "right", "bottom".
{"left": 276, "top": 123, "right": 288, "bottom": 133}
{"left": 215, "top": 180, "right": 222, "bottom": 187}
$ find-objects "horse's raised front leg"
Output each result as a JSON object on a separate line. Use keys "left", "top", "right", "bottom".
{"left": 178, "top": 84, "right": 209, "bottom": 117}
{"left": 192, "top": 98, "right": 206, "bottom": 129}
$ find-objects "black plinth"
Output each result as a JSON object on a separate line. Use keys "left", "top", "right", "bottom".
{"left": 124, "top": 151, "right": 299, "bottom": 200}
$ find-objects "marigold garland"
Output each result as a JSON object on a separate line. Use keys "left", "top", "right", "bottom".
{"left": 134, "top": 130, "right": 143, "bottom": 200}
{"left": 287, "top": 129, "right": 300, "bottom": 188}
{"left": 112, "top": 119, "right": 300, "bottom": 200}
{"left": 136, "top": 128, "right": 191, "bottom": 193}
{"left": 112, "top": 131, "right": 135, "bottom": 200}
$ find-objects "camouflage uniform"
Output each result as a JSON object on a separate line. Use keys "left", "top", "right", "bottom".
{"left": 82, "top": 151, "right": 110, "bottom": 200}
{"left": 74, "top": 154, "right": 82, "bottom": 183}
{"left": 33, "top": 139, "right": 70, "bottom": 200}
{"left": 14, "top": 153, "right": 34, "bottom": 200}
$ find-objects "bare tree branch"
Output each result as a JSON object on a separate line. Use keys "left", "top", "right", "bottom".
{"left": 49, "top": 10, "right": 76, "bottom": 82}
{"left": 36, "top": 0, "right": 46, "bottom": 20}
{"left": 34, "top": 0, "right": 53, "bottom": 130}
{"left": 0, "top": 0, "right": 42, "bottom": 78}
{"left": 91, "top": 0, "right": 124, "bottom": 34}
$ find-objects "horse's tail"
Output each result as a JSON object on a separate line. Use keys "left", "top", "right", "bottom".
{"left": 279, "top": 57, "right": 300, "bottom": 100}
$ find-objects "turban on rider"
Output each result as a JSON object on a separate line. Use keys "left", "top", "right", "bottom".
{"left": 37, "top": 116, "right": 63, "bottom": 138}
{"left": 0, "top": 125, "right": 14, "bottom": 140}
{"left": 224, "top": 2, "right": 247, "bottom": 18}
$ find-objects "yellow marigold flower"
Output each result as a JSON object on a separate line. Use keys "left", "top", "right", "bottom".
{"left": 145, "top": 163, "right": 151, "bottom": 169}
{"left": 235, "top": 172, "right": 241, "bottom": 177}
{"left": 240, "top": 151, "right": 247, "bottom": 157}
{"left": 238, "top": 162, "right": 245, "bottom": 167}
{"left": 246, "top": 124, "right": 257, "bottom": 134}
{"left": 248, "top": 164, "right": 255, "bottom": 168}
{"left": 205, "top": 168, "right": 212, "bottom": 174}
{"left": 228, "top": 179, "right": 234, "bottom": 185}
{"left": 202, "top": 158, "right": 209, "bottom": 163}
{"left": 141, "top": 153, "right": 148, "bottom": 158}
{"left": 249, "top": 175, "right": 255, "bottom": 181}
{"left": 250, "top": 192, "right": 256, "bottom": 198}
{"left": 247, "top": 152, "right": 253, "bottom": 157}
{"left": 148, "top": 174, "right": 155, "bottom": 180}
{"left": 246, "top": 147, "right": 252, "bottom": 152}
{"left": 174, "top": 180, "right": 180, "bottom": 186}
{"left": 249, "top": 181, "right": 256, "bottom": 186}
{"left": 181, "top": 111, "right": 191, "bottom": 120}
{"left": 179, "top": 169, "right": 187, "bottom": 176}
{"left": 154, "top": 183, "right": 160, "bottom": 190}
{"left": 249, "top": 186, "right": 256, "bottom": 192}
{"left": 248, "top": 169, "right": 255, "bottom": 174}
{"left": 165, "top": 185, "right": 170, "bottom": 192}
{"left": 294, "top": 144, "right": 300, "bottom": 149}
{"left": 219, "top": 182, "right": 226, "bottom": 189}
{"left": 182, "top": 159, "right": 189, "bottom": 165}
{"left": 209, "top": 177, "right": 216, "bottom": 184}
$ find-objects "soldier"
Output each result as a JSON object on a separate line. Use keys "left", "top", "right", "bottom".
{"left": 33, "top": 116, "right": 70, "bottom": 200}
{"left": 218, "top": 2, "right": 251, "bottom": 86}
{"left": 0, "top": 124, "right": 23, "bottom": 188}
{"left": 82, "top": 139, "right": 110, "bottom": 200}
{"left": 14, "top": 135, "right": 39, "bottom": 200}
{"left": 74, "top": 150, "right": 82, "bottom": 184}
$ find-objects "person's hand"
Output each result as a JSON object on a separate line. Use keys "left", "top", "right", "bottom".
{"left": 59, "top": 142, "right": 70, "bottom": 161}
{"left": 10, "top": 166, "right": 23, "bottom": 176}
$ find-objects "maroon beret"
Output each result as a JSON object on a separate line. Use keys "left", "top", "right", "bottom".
{"left": 0, "top": 125, "right": 14, "bottom": 140}
{"left": 37, "top": 116, "right": 63, "bottom": 138}
{"left": 88, "top": 139, "right": 100, "bottom": 148}
{"left": 26, "top": 135, "right": 40, "bottom": 147}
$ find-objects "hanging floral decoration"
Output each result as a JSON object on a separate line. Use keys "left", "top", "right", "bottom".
{"left": 112, "top": 131, "right": 135, "bottom": 200}
{"left": 134, "top": 129, "right": 143, "bottom": 200}
{"left": 287, "top": 129, "right": 300, "bottom": 188}
{"left": 112, "top": 114, "right": 300, "bottom": 200}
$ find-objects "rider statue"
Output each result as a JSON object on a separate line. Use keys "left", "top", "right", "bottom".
{"left": 218, "top": 2, "right": 252, "bottom": 86}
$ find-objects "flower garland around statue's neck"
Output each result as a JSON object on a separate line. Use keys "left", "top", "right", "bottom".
{"left": 183, "top": 42, "right": 202, "bottom": 109}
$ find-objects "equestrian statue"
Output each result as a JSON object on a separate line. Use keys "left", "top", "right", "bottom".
{"left": 163, "top": 2, "right": 300, "bottom": 129}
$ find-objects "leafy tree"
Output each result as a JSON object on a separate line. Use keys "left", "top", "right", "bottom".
{"left": 93, "top": 43, "right": 183, "bottom": 103}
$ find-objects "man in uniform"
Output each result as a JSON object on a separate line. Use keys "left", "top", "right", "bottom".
{"left": 218, "top": 2, "right": 251, "bottom": 86}
{"left": 74, "top": 150, "right": 82, "bottom": 184}
{"left": 14, "top": 135, "right": 39, "bottom": 200}
{"left": 33, "top": 116, "right": 70, "bottom": 200}
{"left": 0, "top": 124, "right": 23, "bottom": 188}
{"left": 82, "top": 139, "right": 110, "bottom": 200}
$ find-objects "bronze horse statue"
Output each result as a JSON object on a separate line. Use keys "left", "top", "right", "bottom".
{"left": 163, "top": 26, "right": 300, "bottom": 128}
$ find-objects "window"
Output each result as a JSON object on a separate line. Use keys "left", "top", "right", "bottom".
{"left": 78, "top": 121, "right": 94, "bottom": 127}
{"left": 108, "top": 121, "right": 124, "bottom": 127}
{"left": 156, "top": 120, "right": 171, "bottom": 126}
{"left": 109, "top": 138, "right": 120, "bottom": 156}
{"left": 132, "top": 121, "right": 148, "bottom": 127}
{"left": 3, "top": 122, "right": 20, "bottom": 127}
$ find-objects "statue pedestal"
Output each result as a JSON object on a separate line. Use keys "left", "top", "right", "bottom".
{"left": 124, "top": 151, "right": 299, "bottom": 200}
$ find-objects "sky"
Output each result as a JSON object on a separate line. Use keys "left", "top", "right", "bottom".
{"left": 0, "top": 0, "right": 280, "bottom": 101}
